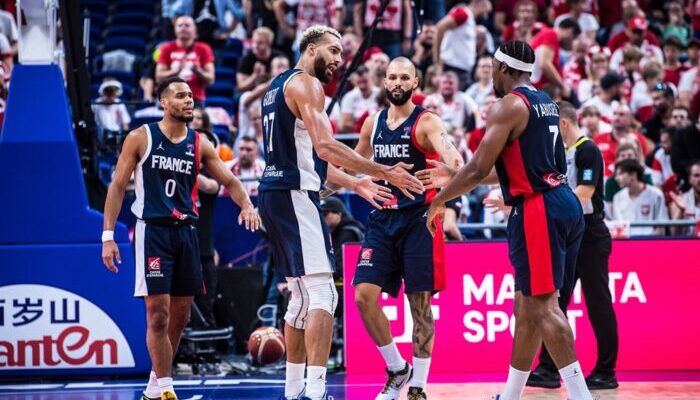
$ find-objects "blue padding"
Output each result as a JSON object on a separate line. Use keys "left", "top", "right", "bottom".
{"left": 0, "top": 65, "right": 127, "bottom": 244}
{"left": 0, "top": 243, "right": 149, "bottom": 376}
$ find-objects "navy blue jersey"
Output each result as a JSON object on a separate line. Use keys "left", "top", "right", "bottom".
{"left": 131, "top": 123, "right": 200, "bottom": 221}
{"left": 371, "top": 105, "right": 437, "bottom": 209}
{"left": 258, "top": 69, "right": 328, "bottom": 192}
{"left": 495, "top": 87, "right": 567, "bottom": 205}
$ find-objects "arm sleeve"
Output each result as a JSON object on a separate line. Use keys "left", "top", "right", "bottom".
{"left": 449, "top": 7, "right": 469, "bottom": 26}
{"left": 576, "top": 143, "right": 603, "bottom": 186}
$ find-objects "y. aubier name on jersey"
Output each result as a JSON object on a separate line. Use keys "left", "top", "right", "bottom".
{"left": 151, "top": 154, "right": 195, "bottom": 175}
{"left": 532, "top": 102, "right": 559, "bottom": 118}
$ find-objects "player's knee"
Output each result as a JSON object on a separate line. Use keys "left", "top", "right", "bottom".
{"left": 354, "top": 285, "right": 377, "bottom": 312}
{"left": 284, "top": 292, "right": 309, "bottom": 330}
{"left": 307, "top": 280, "right": 338, "bottom": 316}
{"left": 147, "top": 308, "right": 169, "bottom": 332}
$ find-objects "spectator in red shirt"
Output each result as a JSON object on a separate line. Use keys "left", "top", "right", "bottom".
{"left": 156, "top": 16, "right": 215, "bottom": 107}
{"left": 662, "top": 36, "right": 688, "bottom": 87}
{"left": 594, "top": 103, "right": 653, "bottom": 171}
{"left": 607, "top": 14, "right": 660, "bottom": 53}
{"left": 530, "top": 18, "right": 581, "bottom": 98}
{"left": 501, "top": 0, "right": 547, "bottom": 43}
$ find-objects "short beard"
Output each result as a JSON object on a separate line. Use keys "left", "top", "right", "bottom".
{"left": 314, "top": 55, "right": 332, "bottom": 84}
{"left": 386, "top": 87, "right": 413, "bottom": 106}
{"left": 175, "top": 114, "right": 194, "bottom": 123}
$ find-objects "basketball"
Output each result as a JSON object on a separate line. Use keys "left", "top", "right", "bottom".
{"left": 247, "top": 326, "right": 286, "bottom": 365}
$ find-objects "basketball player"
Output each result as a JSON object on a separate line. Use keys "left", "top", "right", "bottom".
{"left": 350, "top": 57, "right": 464, "bottom": 400}
{"left": 425, "top": 40, "right": 593, "bottom": 400}
{"left": 527, "top": 102, "right": 618, "bottom": 390}
{"left": 258, "top": 26, "right": 424, "bottom": 400}
{"left": 101, "top": 77, "right": 260, "bottom": 400}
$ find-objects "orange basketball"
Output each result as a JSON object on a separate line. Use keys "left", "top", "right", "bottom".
{"left": 247, "top": 326, "right": 286, "bottom": 365}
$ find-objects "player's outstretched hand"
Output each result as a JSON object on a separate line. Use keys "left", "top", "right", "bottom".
{"left": 415, "top": 159, "right": 457, "bottom": 190}
{"left": 425, "top": 201, "right": 445, "bottom": 237}
{"left": 354, "top": 175, "right": 394, "bottom": 209}
{"left": 102, "top": 241, "right": 121, "bottom": 273}
{"left": 239, "top": 205, "right": 261, "bottom": 231}
{"left": 384, "top": 162, "right": 424, "bottom": 200}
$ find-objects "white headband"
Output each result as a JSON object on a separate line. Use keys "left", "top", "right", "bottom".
{"left": 494, "top": 48, "right": 534, "bottom": 73}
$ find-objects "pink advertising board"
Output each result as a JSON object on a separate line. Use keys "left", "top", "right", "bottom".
{"left": 343, "top": 240, "right": 700, "bottom": 376}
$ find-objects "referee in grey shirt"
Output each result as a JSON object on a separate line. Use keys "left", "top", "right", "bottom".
{"left": 527, "top": 102, "right": 619, "bottom": 390}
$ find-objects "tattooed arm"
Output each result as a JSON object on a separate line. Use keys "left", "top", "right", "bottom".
{"left": 414, "top": 112, "right": 465, "bottom": 189}
{"left": 407, "top": 292, "right": 435, "bottom": 358}
{"left": 421, "top": 112, "right": 464, "bottom": 170}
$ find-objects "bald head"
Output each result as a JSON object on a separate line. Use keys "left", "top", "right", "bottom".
{"left": 387, "top": 57, "right": 417, "bottom": 78}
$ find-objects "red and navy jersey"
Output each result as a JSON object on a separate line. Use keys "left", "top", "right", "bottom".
{"left": 495, "top": 87, "right": 567, "bottom": 205}
{"left": 131, "top": 123, "right": 200, "bottom": 221}
{"left": 370, "top": 105, "right": 437, "bottom": 210}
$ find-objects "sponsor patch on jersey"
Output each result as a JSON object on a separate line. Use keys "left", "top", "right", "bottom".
{"left": 583, "top": 169, "right": 593, "bottom": 181}
{"left": 641, "top": 204, "right": 651, "bottom": 216}
{"left": 185, "top": 143, "right": 195, "bottom": 157}
{"left": 147, "top": 257, "right": 164, "bottom": 278}
{"left": 148, "top": 257, "right": 161, "bottom": 271}
{"left": 358, "top": 248, "right": 373, "bottom": 267}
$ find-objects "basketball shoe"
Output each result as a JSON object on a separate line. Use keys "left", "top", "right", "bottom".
{"left": 375, "top": 362, "right": 413, "bottom": 400}
{"left": 301, "top": 391, "right": 333, "bottom": 400}
{"left": 161, "top": 391, "right": 177, "bottom": 400}
{"left": 407, "top": 387, "right": 427, "bottom": 400}
{"left": 279, "top": 387, "right": 305, "bottom": 399}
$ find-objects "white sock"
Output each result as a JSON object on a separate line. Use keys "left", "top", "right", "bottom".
{"left": 285, "top": 362, "right": 306, "bottom": 398}
{"left": 157, "top": 377, "right": 175, "bottom": 397}
{"left": 144, "top": 371, "right": 160, "bottom": 398}
{"left": 500, "top": 366, "right": 530, "bottom": 400}
{"left": 306, "top": 365, "right": 327, "bottom": 399}
{"left": 408, "top": 356, "right": 431, "bottom": 389}
{"left": 560, "top": 361, "right": 593, "bottom": 400}
{"left": 378, "top": 342, "right": 406, "bottom": 373}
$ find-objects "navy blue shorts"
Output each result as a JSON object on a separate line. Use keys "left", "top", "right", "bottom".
{"left": 352, "top": 205, "right": 446, "bottom": 298}
{"left": 507, "top": 186, "right": 584, "bottom": 297}
{"left": 259, "top": 190, "right": 335, "bottom": 278}
{"left": 133, "top": 219, "right": 204, "bottom": 297}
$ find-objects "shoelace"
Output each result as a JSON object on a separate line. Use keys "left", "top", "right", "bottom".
{"left": 407, "top": 390, "right": 425, "bottom": 400}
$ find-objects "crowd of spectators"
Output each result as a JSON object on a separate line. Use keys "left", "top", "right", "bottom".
{"left": 55, "top": 0, "right": 699, "bottom": 239}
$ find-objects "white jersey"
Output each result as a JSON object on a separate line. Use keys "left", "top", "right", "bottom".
{"left": 440, "top": 5, "right": 477, "bottom": 72}
{"left": 611, "top": 184, "right": 668, "bottom": 235}
{"left": 681, "top": 190, "right": 700, "bottom": 235}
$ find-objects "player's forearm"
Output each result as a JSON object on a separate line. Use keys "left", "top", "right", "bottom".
{"left": 327, "top": 164, "right": 360, "bottom": 191}
{"left": 103, "top": 183, "right": 126, "bottom": 231}
{"left": 318, "top": 139, "right": 387, "bottom": 180}
{"left": 433, "top": 161, "right": 488, "bottom": 205}
{"left": 225, "top": 177, "right": 254, "bottom": 209}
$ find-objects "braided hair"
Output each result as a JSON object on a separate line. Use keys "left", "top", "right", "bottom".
{"left": 498, "top": 40, "right": 536, "bottom": 76}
